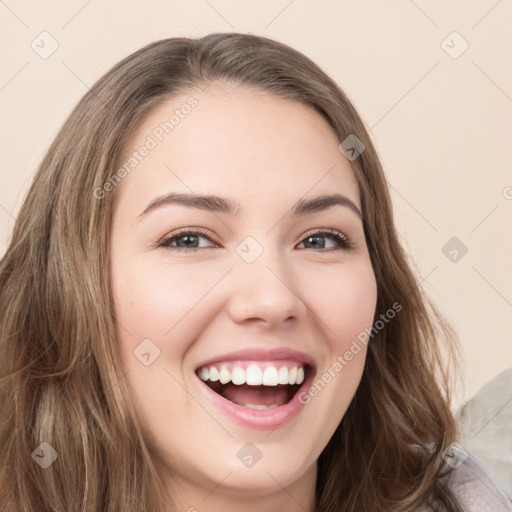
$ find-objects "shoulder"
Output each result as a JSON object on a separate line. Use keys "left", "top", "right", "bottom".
{"left": 457, "top": 367, "right": 512, "bottom": 499}
{"left": 436, "top": 443, "right": 512, "bottom": 511}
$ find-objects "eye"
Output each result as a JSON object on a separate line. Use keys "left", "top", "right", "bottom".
{"left": 297, "top": 229, "right": 352, "bottom": 251}
{"left": 156, "top": 228, "right": 218, "bottom": 252}
{"left": 156, "top": 228, "right": 353, "bottom": 253}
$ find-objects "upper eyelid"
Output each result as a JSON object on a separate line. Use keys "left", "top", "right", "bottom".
{"left": 158, "top": 227, "right": 349, "bottom": 247}
{"left": 161, "top": 227, "right": 218, "bottom": 243}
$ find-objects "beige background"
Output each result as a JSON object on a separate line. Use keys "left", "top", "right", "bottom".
{"left": 1, "top": 0, "right": 511, "bottom": 407}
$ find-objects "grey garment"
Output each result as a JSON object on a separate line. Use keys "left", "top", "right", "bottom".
{"left": 434, "top": 443, "right": 512, "bottom": 511}
{"left": 457, "top": 367, "right": 512, "bottom": 500}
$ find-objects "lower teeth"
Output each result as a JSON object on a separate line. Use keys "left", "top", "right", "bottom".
{"left": 219, "top": 391, "right": 283, "bottom": 410}
{"left": 244, "top": 403, "right": 280, "bottom": 410}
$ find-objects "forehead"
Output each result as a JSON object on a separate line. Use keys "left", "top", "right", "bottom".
{"left": 114, "top": 83, "right": 360, "bottom": 214}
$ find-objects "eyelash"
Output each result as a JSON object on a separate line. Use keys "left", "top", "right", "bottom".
{"left": 156, "top": 227, "right": 353, "bottom": 252}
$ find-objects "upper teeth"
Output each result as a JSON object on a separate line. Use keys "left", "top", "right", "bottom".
{"left": 198, "top": 364, "right": 305, "bottom": 386}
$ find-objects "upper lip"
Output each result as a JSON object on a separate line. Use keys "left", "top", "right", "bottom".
{"left": 195, "top": 347, "right": 316, "bottom": 370}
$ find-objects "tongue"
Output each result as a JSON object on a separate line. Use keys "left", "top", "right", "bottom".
{"left": 222, "top": 383, "right": 291, "bottom": 407}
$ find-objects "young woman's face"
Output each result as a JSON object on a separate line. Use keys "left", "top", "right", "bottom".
{"left": 110, "top": 83, "right": 377, "bottom": 505}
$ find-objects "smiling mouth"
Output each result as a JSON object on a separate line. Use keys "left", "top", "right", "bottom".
{"left": 195, "top": 362, "right": 313, "bottom": 410}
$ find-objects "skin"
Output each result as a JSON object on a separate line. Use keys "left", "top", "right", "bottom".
{"left": 110, "top": 82, "right": 378, "bottom": 512}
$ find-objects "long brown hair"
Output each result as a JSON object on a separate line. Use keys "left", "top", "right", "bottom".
{"left": 0, "top": 33, "right": 463, "bottom": 511}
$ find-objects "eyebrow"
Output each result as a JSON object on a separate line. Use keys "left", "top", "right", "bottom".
{"left": 137, "top": 192, "right": 363, "bottom": 220}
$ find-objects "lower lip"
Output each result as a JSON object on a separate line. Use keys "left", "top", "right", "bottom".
{"left": 196, "top": 371, "right": 315, "bottom": 431}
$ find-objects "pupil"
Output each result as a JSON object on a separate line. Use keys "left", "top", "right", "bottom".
{"left": 177, "top": 235, "right": 198, "bottom": 248}
{"left": 307, "top": 236, "right": 325, "bottom": 249}
{"left": 176, "top": 235, "right": 328, "bottom": 249}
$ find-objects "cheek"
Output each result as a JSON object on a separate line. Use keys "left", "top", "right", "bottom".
{"left": 111, "top": 258, "right": 220, "bottom": 340}
{"left": 309, "top": 262, "right": 378, "bottom": 349}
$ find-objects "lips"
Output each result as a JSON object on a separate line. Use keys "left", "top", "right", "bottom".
{"left": 194, "top": 348, "right": 316, "bottom": 426}
{"left": 195, "top": 347, "right": 315, "bottom": 370}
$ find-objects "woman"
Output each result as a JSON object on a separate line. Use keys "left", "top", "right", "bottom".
{"left": 0, "top": 33, "right": 510, "bottom": 512}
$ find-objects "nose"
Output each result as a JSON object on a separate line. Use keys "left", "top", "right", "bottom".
{"left": 226, "top": 247, "right": 306, "bottom": 329}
